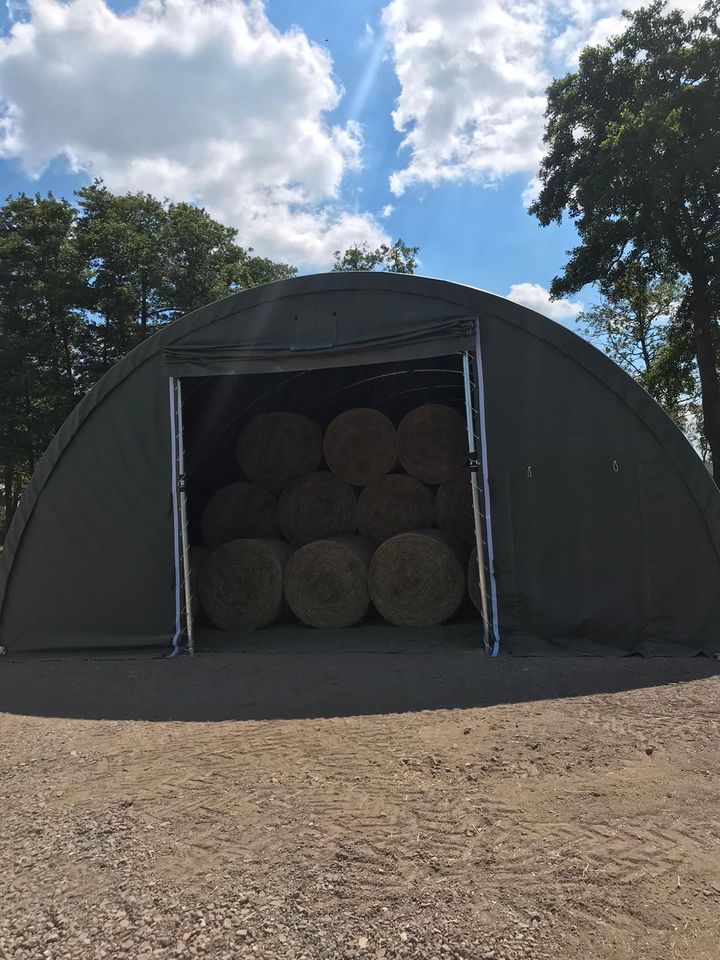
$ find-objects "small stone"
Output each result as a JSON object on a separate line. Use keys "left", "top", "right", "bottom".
{"left": 645, "top": 746, "right": 654, "bottom": 756}
{"left": 358, "top": 936, "right": 369, "bottom": 950}
{"left": 463, "top": 728, "right": 471, "bottom": 735}
{"left": 223, "top": 920, "right": 232, "bottom": 930}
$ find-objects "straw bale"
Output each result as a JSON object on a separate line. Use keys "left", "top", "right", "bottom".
{"left": 468, "top": 547, "right": 483, "bottom": 615}
{"left": 357, "top": 474, "right": 434, "bottom": 546}
{"left": 435, "top": 469, "right": 476, "bottom": 546}
{"left": 200, "top": 481, "right": 280, "bottom": 548}
{"left": 323, "top": 408, "right": 397, "bottom": 485}
{"left": 278, "top": 471, "right": 357, "bottom": 546}
{"left": 188, "top": 545, "right": 210, "bottom": 619}
{"left": 199, "top": 538, "right": 292, "bottom": 630}
{"left": 368, "top": 529, "right": 466, "bottom": 627}
{"left": 236, "top": 412, "right": 322, "bottom": 490}
{"left": 284, "top": 536, "right": 373, "bottom": 628}
{"left": 397, "top": 403, "right": 467, "bottom": 484}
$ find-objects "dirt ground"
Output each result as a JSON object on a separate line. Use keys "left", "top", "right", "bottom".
{"left": 1, "top": 648, "right": 720, "bottom": 960}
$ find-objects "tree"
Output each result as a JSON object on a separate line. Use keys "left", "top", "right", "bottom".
{"left": 530, "top": 1, "right": 720, "bottom": 479}
{"left": 0, "top": 193, "right": 88, "bottom": 538}
{"left": 161, "top": 202, "right": 295, "bottom": 319}
{"left": 76, "top": 182, "right": 168, "bottom": 370}
{"left": 332, "top": 239, "right": 419, "bottom": 274}
{"left": 76, "top": 182, "right": 296, "bottom": 378}
{"left": 578, "top": 271, "right": 703, "bottom": 445}
{"left": 0, "top": 184, "right": 297, "bottom": 537}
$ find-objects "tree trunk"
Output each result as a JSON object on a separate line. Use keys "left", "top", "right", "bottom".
{"left": 690, "top": 284, "right": 720, "bottom": 483}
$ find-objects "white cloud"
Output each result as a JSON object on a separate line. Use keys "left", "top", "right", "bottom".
{"left": 0, "top": 0, "right": 387, "bottom": 268}
{"left": 506, "top": 282, "right": 583, "bottom": 322}
{"left": 379, "top": 203, "right": 395, "bottom": 218}
{"left": 521, "top": 175, "right": 542, "bottom": 209}
{"left": 383, "top": 0, "right": 547, "bottom": 196}
{"left": 382, "top": 0, "right": 704, "bottom": 199}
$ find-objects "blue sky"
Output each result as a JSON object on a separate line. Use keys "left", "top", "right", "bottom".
{"left": 0, "top": 0, "right": 697, "bottom": 321}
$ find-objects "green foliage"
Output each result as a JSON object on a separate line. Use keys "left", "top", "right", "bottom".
{"left": 0, "top": 193, "right": 88, "bottom": 533}
{"left": 0, "top": 182, "right": 416, "bottom": 537}
{"left": 76, "top": 183, "right": 296, "bottom": 373}
{"left": 578, "top": 271, "right": 705, "bottom": 447}
{"left": 0, "top": 184, "right": 296, "bottom": 538}
{"left": 531, "top": 1, "right": 720, "bottom": 475}
{"left": 332, "top": 239, "right": 419, "bottom": 274}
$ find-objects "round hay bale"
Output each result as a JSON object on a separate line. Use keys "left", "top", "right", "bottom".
{"left": 357, "top": 474, "right": 435, "bottom": 546}
{"left": 188, "top": 545, "right": 210, "bottom": 619}
{"left": 278, "top": 471, "right": 357, "bottom": 546}
{"left": 236, "top": 412, "right": 323, "bottom": 490}
{"left": 435, "top": 469, "right": 476, "bottom": 546}
{"left": 397, "top": 403, "right": 468, "bottom": 484}
{"left": 200, "top": 481, "right": 280, "bottom": 549}
{"left": 199, "top": 538, "right": 293, "bottom": 631}
{"left": 285, "top": 537, "right": 373, "bottom": 628}
{"left": 323, "top": 408, "right": 397, "bottom": 485}
{"left": 369, "top": 530, "right": 466, "bottom": 627}
{"left": 468, "top": 547, "right": 484, "bottom": 616}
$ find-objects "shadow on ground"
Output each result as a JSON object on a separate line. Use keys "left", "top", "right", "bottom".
{"left": 1, "top": 623, "right": 718, "bottom": 722}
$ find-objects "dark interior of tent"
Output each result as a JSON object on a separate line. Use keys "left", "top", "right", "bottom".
{"left": 180, "top": 352, "right": 488, "bottom": 649}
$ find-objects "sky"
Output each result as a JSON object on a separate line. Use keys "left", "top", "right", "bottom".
{"left": 0, "top": 0, "right": 701, "bottom": 324}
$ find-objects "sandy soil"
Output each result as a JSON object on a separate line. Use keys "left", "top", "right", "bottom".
{"left": 1, "top": 650, "right": 720, "bottom": 960}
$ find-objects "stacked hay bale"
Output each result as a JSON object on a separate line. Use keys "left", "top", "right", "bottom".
{"left": 193, "top": 402, "right": 483, "bottom": 633}
{"left": 285, "top": 537, "right": 373, "bottom": 628}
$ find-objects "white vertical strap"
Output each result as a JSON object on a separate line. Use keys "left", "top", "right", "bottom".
{"left": 474, "top": 324, "right": 501, "bottom": 657}
{"left": 175, "top": 379, "right": 195, "bottom": 656}
{"left": 462, "top": 351, "right": 491, "bottom": 652}
{"left": 168, "top": 377, "right": 182, "bottom": 654}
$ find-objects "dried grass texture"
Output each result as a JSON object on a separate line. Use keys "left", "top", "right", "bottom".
{"left": 468, "top": 547, "right": 483, "bottom": 615}
{"left": 200, "top": 482, "right": 280, "bottom": 549}
{"left": 397, "top": 403, "right": 468, "bottom": 484}
{"left": 369, "top": 530, "right": 466, "bottom": 627}
{"left": 357, "top": 474, "right": 435, "bottom": 546}
{"left": 435, "top": 469, "right": 476, "bottom": 546}
{"left": 284, "top": 537, "right": 373, "bottom": 628}
{"left": 278, "top": 471, "right": 357, "bottom": 546}
{"left": 236, "top": 412, "right": 322, "bottom": 490}
{"left": 199, "top": 538, "right": 293, "bottom": 631}
{"left": 188, "top": 545, "right": 210, "bottom": 619}
{"left": 323, "top": 408, "right": 397, "bottom": 485}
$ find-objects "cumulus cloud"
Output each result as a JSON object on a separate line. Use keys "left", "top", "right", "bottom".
{"left": 382, "top": 0, "right": 704, "bottom": 198}
{"left": 382, "top": 0, "right": 548, "bottom": 196}
{"left": 506, "top": 282, "right": 583, "bottom": 323}
{"left": 521, "top": 175, "right": 542, "bottom": 209}
{"left": 0, "top": 0, "right": 387, "bottom": 268}
{"left": 379, "top": 204, "right": 395, "bottom": 218}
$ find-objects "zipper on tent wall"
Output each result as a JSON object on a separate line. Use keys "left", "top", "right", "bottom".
{"left": 462, "top": 351, "right": 491, "bottom": 653}
{"left": 473, "top": 325, "right": 501, "bottom": 656}
{"left": 169, "top": 377, "right": 196, "bottom": 656}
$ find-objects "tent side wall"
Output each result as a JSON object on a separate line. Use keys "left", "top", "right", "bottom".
{"left": 0, "top": 357, "right": 175, "bottom": 650}
{"left": 481, "top": 313, "right": 720, "bottom": 654}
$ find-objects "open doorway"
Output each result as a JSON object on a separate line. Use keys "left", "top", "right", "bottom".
{"left": 171, "top": 352, "right": 493, "bottom": 653}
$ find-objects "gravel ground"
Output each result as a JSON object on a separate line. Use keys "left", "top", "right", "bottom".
{"left": 1, "top": 650, "right": 719, "bottom": 960}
